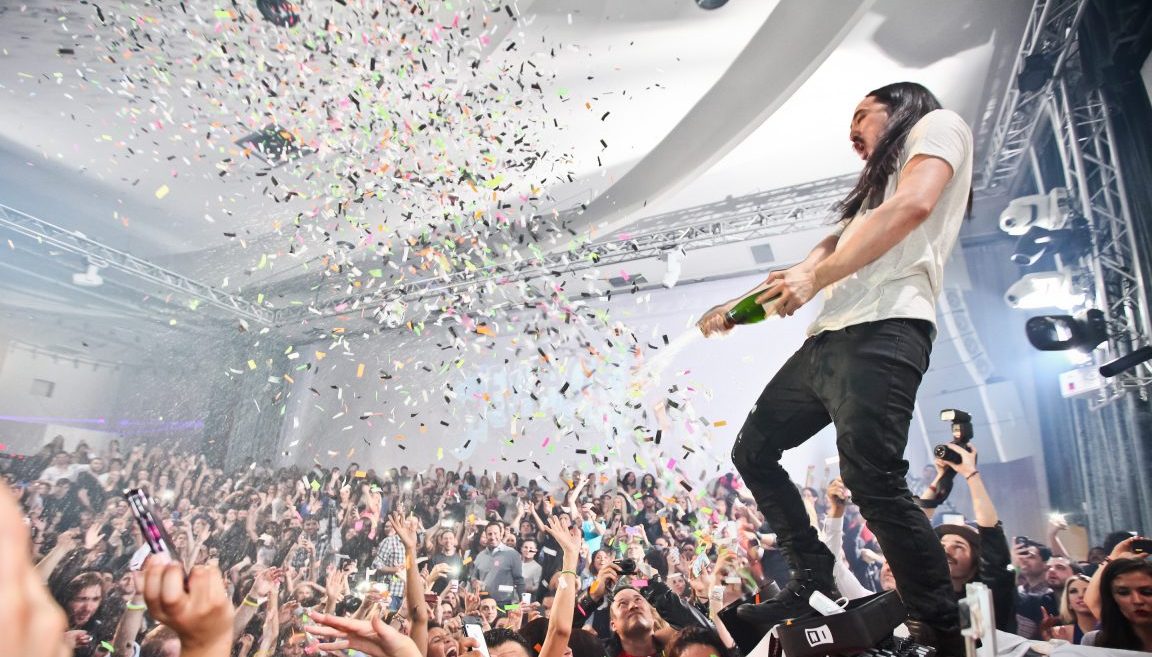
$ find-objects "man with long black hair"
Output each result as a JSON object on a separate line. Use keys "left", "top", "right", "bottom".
{"left": 698, "top": 82, "right": 972, "bottom": 654}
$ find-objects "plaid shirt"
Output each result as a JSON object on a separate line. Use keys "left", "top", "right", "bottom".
{"left": 372, "top": 535, "right": 407, "bottom": 599}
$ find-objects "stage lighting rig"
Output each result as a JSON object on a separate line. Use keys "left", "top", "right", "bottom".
{"left": 660, "top": 247, "right": 684, "bottom": 289}
{"left": 256, "top": 0, "right": 300, "bottom": 27}
{"left": 1010, "top": 219, "right": 1090, "bottom": 266}
{"left": 1025, "top": 309, "right": 1107, "bottom": 353}
{"left": 999, "top": 188, "right": 1070, "bottom": 235}
{"left": 1004, "top": 269, "right": 1086, "bottom": 310}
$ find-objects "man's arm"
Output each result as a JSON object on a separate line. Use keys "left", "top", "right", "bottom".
{"left": 942, "top": 444, "right": 1016, "bottom": 633}
{"left": 763, "top": 155, "right": 955, "bottom": 317}
{"left": 697, "top": 233, "right": 838, "bottom": 337}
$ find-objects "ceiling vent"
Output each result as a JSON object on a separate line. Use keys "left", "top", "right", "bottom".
{"left": 235, "top": 124, "right": 312, "bottom": 166}
{"left": 750, "top": 243, "right": 775, "bottom": 265}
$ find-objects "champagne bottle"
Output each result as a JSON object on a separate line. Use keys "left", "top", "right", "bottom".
{"left": 723, "top": 290, "right": 782, "bottom": 326}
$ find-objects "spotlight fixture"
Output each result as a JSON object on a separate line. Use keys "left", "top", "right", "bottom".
{"left": 999, "top": 188, "right": 1070, "bottom": 236}
{"left": 1004, "top": 269, "right": 1085, "bottom": 310}
{"left": 1017, "top": 52, "right": 1056, "bottom": 94}
{"left": 72, "top": 257, "right": 107, "bottom": 287}
{"left": 1025, "top": 309, "right": 1107, "bottom": 353}
{"left": 661, "top": 248, "right": 684, "bottom": 289}
{"left": 696, "top": 0, "right": 730, "bottom": 8}
{"left": 256, "top": 0, "right": 300, "bottom": 27}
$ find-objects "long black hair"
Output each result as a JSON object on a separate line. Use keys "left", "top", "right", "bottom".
{"left": 836, "top": 82, "right": 943, "bottom": 222}
{"left": 1095, "top": 557, "right": 1152, "bottom": 650}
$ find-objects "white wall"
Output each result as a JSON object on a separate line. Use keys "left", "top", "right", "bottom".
{"left": 0, "top": 340, "right": 125, "bottom": 454}
{"left": 0, "top": 330, "right": 279, "bottom": 463}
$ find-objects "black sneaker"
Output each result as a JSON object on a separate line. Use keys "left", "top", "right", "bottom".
{"left": 905, "top": 619, "right": 963, "bottom": 657}
{"left": 735, "top": 569, "right": 840, "bottom": 627}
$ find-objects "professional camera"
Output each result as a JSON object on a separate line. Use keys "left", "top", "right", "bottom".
{"left": 933, "top": 409, "right": 973, "bottom": 464}
{"left": 614, "top": 558, "right": 636, "bottom": 575}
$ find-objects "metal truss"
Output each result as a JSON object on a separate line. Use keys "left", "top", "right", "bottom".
{"left": 977, "top": 0, "right": 1086, "bottom": 191}
{"left": 272, "top": 174, "right": 856, "bottom": 324}
{"left": 1049, "top": 80, "right": 1152, "bottom": 403}
{"left": 0, "top": 203, "right": 276, "bottom": 325}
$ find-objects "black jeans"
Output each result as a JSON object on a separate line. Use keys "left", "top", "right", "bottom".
{"left": 731, "top": 318, "right": 958, "bottom": 633}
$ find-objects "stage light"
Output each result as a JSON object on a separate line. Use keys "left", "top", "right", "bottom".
{"left": 1017, "top": 52, "right": 1056, "bottom": 94}
{"left": 661, "top": 248, "right": 684, "bottom": 289}
{"left": 1004, "top": 269, "right": 1085, "bottom": 310}
{"left": 999, "top": 188, "right": 1070, "bottom": 236}
{"left": 256, "top": 0, "right": 300, "bottom": 27}
{"left": 696, "top": 0, "right": 730, "bottom": 8}
{"left": 1025, "top": 309, "right": 1107, "bottom": 353}
{"left": 72, "top": 257, "right": 106, "bottom": 287}
{"left": 1011, "top": 226, "right": 1066, "bottom": 266}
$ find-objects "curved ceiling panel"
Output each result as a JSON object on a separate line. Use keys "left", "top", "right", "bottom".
{"left": 565, "top": 0, "right": 875, "bottom": 240}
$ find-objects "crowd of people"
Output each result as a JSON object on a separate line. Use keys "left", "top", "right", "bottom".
{"left": 0, "top": 435, "right": 1149, "bottom": 656}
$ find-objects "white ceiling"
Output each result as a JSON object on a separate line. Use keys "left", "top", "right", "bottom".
{"left": 0, "top": 0, "right": 1032, "bottom": 351}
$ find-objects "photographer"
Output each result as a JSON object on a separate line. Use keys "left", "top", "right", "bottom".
{"left": 923, "top": 443, "right": 1016, "bottom": 634}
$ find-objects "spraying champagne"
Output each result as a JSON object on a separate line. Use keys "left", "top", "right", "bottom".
{"left": 724, "top": 290, "right": 783, "bottom": 326}
{"left": 697, "top": 288, "right": 783, "bottom": 337}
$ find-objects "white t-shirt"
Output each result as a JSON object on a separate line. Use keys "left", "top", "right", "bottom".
{"left": 808, "top": 109, "right": 973, "bottom": 336}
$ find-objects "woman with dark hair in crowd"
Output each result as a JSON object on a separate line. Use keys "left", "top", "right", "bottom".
{"left": 1082, "top": 556, "right": 1152, "bottom": 650}
{"left": 618, "top": 471, "right": 638, "bottom": 496}
{"left": 639, "top": 473, "right": 657, "bottom": 496}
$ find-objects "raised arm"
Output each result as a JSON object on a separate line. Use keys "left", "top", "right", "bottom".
{"left": 1084, "top": 536, "right": 1145, "bottom": 620}
{"left": 233, "top": 567, "right": 282, "bottom": 640}
{"left": 539, "top": 517, "right": 581, "bottom": 657}
{"left": 390, "top": 513, "right": 429, "bottom": 655}
{"left": 697, "top": 232, "right": 840, "bottom": 337}
{"left": 112, "top": 571, "right": 147, "bottom": 657}
{"left": 771, "top": 155, "right": 953, "bottom": 317}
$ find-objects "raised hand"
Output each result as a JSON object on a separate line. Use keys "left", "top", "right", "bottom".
{"left": 142, "top": 561, "right": 234, "bottom": 654}
{"left": 825, "top": 477, "right": 848, "bottom": 518}
{"left": 543, "top": 516, "right": 581, "bottom": 557}
{"left": 590, "top": 561, "right": 621, "bottom": 601}
{"left": 388, "top": 512, "right": 419, "bottom": 553}
{"left": 55, "top": 527, "right": 81, "bottom": 553}
{"left": 250, "top": 566, "right": 283, "bottom": 598}
{"left": 940, "top": 443, "right": 978, "bottom": 478}
{"left": 305, "top": 611, "right": 423, "bottom": 657}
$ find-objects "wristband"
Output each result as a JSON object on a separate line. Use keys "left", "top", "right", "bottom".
{"left": 965, "top": 471, "right": 979, "bottom": 480}
{"left": 125, "top": 602, "right": 147, "bottom": 611}
{"left": 242, "top": 596, "right": 263, "bottom": 607}
{"left": 558, "top": 569, "right": 579, "bottom": 579}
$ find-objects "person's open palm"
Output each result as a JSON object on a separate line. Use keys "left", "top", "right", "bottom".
{"left": 306, "top": 611, "right": 423, "bottom": 657}
{"left": 389, "top": 512, "right": 418, "bottom": 552}
{"left": 544, "top": 516, "right": 581, "bottom": 556}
